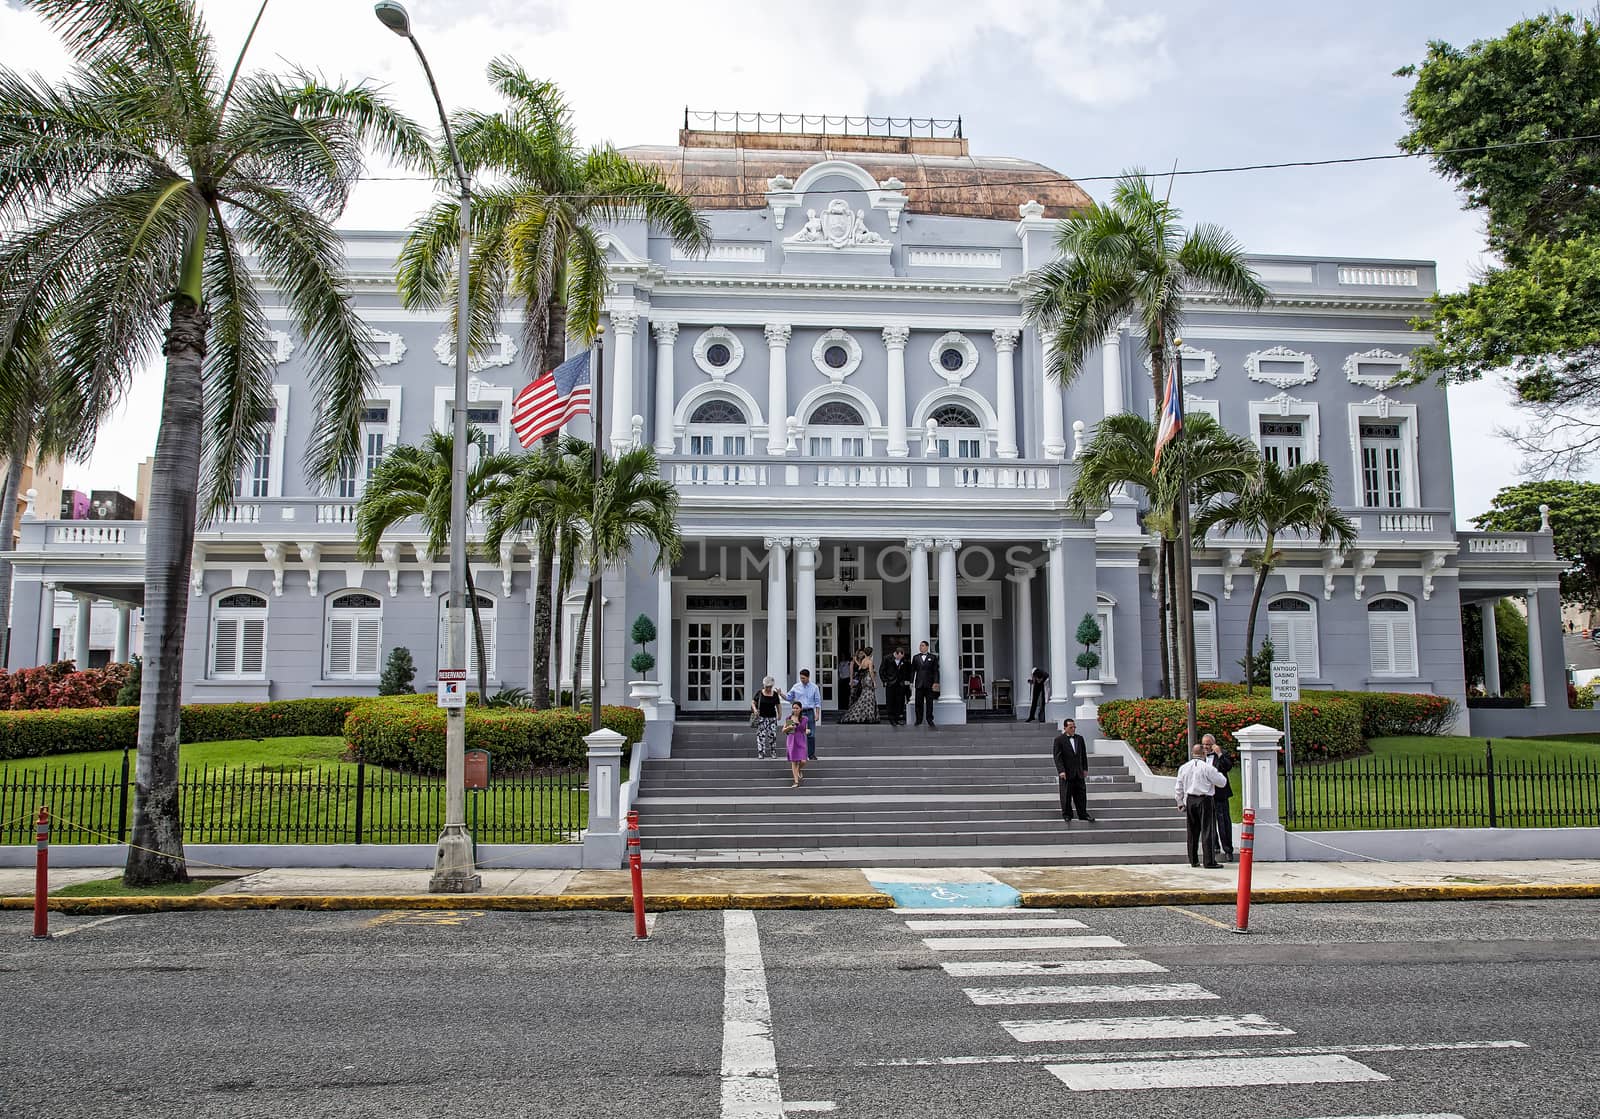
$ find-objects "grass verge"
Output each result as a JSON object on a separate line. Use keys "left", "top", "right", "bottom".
{"left": 53, "top": 876, "right": 229, "bottom": 897}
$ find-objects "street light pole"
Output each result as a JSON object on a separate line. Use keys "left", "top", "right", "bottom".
{"left": 375, "top": 1, "right": 479, "bottom": 892}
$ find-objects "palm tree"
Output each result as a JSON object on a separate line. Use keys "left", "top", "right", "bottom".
{"left": 1024, "top": 171, "right": 1269, "bottom": 710}
{"left": 397, "top": 61, "right": 709, "bottom": 708}
{"left": 1070, "top": 412, "right": 1262, "bottom": 696}
{"left": 0, "top": 0, "right": 427, "bottom": 884}
{"left": 1195, "top": 458, "right": 1357, "bottom": 694}
{"left": 354, "top": 429, "right": 522, "bottom": 702}
{"left": 487, "top": 437, "right": 680, "bottom": 707}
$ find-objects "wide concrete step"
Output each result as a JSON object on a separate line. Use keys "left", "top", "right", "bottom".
{"left": 643, "top": 825, "right": 1186, "bottom": 850}
{"left": 643, "top": 817, "right": 1184, "bottom": 840}
{"left": 652, "top": 756, "right": 1124, "bottom": 772}
{"left": 640, "top": 842, "right": 1196, "bottom": 868}
{"left": 639, "top": 803, "right": 1163, "bottom": 823}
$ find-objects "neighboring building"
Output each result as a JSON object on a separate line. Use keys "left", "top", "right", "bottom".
{"left": 59, "top": 489, "right": 89, "bottom": 520}
{"left": 0, "top": 118, "right": 1577, "bottom": 733}
{"left": 134, "top": 456, "right": 153, "bottom": 520}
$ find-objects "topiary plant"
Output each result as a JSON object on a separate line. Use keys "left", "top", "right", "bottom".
{"left": 114, "top": 656, "right": 142, "bottom": 707}
{"left": 379, "top": 646, "right": 417, "bottom": 696}
{"left": 1074, "top": 612, "right": 1102, "bottom": 676}
{"left": 630, "top": 613, "right": 657, "bottom": 678}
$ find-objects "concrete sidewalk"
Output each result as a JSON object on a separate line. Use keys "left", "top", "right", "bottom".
{"left": 3, "top": 858, "right": 1599, "bottom": 912}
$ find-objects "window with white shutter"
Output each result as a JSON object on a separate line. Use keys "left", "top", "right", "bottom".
{"left": 209, "top": 592, "right": 268, "bottom": 678}
{"left": 1094, "top": 597, "right": 1116, "bottom": 683}
{"left": 1367, "top": 597, "right": 1418, "bottom": 678}
{"left": 439, "top": 593, "right": 496, "bottom": 680}
{"left": 561, "top": 597, "right": 595, "bottom": 691}
{"left": 1266, "top": 596, "right": 1319, "bottom": 677}
{"left": 1191, "top": 597, "right": 1218, "bottom": 680}
{"left": 325, "top": 592, "right": 383, "bottom": 679}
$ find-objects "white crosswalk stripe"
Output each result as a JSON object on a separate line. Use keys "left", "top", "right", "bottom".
{"left": 903, "top": 918, "right": 1088, "bottom": 932}
{"left": 1001, "top": 1013, "right": 1293, "bottom": 1043}
{"left": 892, "top": 907, "right": 1056, "bottom": 915}
{"left": 965, "top": 982, "right": 1218, "bottom": 1006}
{"left": 921, "top": 935, "right": 1126, "bottom": 951}
{"left": 1047, "top": 1053, "right": 1391, "bottom": 1092}
{"left": 940, "top": 959, "right": 1167, "bottom": 978}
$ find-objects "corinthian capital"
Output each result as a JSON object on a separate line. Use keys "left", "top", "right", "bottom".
{"left": 763, "top": 535, "right": 791, "bottom": 551}
{"left": 992, "top": 328, "right": 1020, "bottom": 352}
{"left": 609, "top": 309, "right": 639, "bottom": 335}
{"left": 935, "top": 537, "right": 963, "bottom": 553}
{"left": 882, "top": 324, "right": 911, "bottom": 349}
{"left": 652, "top": 320, "right": 680, "bottom": 344}
{"left": 764, "top": 323, "right": 792, "bottom": 346}
{"left": 904, "top": 536, "right": 934, "bottom": 552}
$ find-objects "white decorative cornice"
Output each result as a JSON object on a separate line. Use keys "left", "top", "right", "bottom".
{"left": 1143, "top": 342, "right": 1219, "bottom": 385}
{"left": 692, "top": 326, "right": 744, "bottom": 380}
{"left": 1262, "top": 390, "right": 1306, "bottom": 416}
{"left": 1361, "top": 392, "right": 1397, "bottom": 420}
{"left": 1343, "top": 347, "right": 1412, "bottom": 389}
{"left": 992, "top": 328, "right": 1020, "bottom": 352}
{"left": 652, "top": 320, "right": 680, "bottom": 345}
{"left": 267, "top": 330, "right": 295, "bottom": 365}
{"left": 908, "top": 248, "right": 1003, "bottom": 269}
{"left": 784, "top": 198, "right": 891, "bottom": 255}
{"left": 812, "top": 329, "right": 862, "bottom": 383}
{"left": 1245, "top": 345, "right": 1319, "bottom": 388}
{"left": 928, "top": 332, "right": 978, "bottom": 385}
{"left": 433, "top": 331, "right": 518, "bottom": 373}
{"left": 671, "top": 243, "right": 766, "bottom": 263}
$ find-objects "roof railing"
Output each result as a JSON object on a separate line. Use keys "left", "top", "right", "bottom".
{"left": 683, "top": 109, "right": 962, "bottom": 139}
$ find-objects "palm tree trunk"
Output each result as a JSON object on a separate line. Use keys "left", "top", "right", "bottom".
{"left": 532, "top": 522, "right": 556, "bottom": 707}
{"left": 1154, "top": 538, "right": 1171, "bottom": 699}
{"left": 0, "top": 448, "right": 24, "bottom": 667}
{"left": 125, "top": 298, "right": 209, "bottom": 886}
{"left": 1243, "top": 557, "right": 1270, "bottom": 696}
{"left": 569, "top": 580, "right": 593, "bottom": 712}
{"left": 465, "top": 565, "right": 489, "bottom": 705}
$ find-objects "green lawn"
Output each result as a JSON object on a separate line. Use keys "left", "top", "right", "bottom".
{"left": 53, "top": 876, "right": 232, "bottom": 897}
{"left": 1, "top": 736, "right": 587, "bottom": 846}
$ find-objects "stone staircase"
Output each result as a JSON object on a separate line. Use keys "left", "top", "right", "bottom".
{"left": 635, "top": 721, "right": 1186, "bottom": 867}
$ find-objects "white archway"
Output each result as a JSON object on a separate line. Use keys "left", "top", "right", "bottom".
{"left": 793, "top": 382, "right": 883, "bottom": 431}
{"left": 674, "top": 380, "right": 766, "bottom": 432}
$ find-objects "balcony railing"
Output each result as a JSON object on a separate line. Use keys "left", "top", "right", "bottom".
{"left": 1352, "top": 508, "right": 1454, "bottom": 540}
{"left": 665, "top": 455, "right": 1065, "bottom": 494}
{"left": 1467, "top": 536, "right": 1530, "bottom": 555}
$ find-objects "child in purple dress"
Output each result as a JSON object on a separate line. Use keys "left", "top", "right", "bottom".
{"left": 782, "top": 701, "right": 810, "bottom": 788}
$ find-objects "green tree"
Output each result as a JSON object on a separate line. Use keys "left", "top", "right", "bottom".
{"left": 1472, "top": 480, "right": 1600, "bottom": 611}
{"left": 379, "top": 646, "right": 417, "bottom": 697}
{"left": 397, "top": 62, "right": 708, "bottom": 708}
{"left": 1073, "top": 613, "right": 1102, "bottom": 677}
{"left": 1024, "top": 172, "right": 1267, "bottom": 707}
{"left": 630, "top": 613, "right": 657, "bottom": 677}
{"left": 1462, "top": 598, "right": 1529, "bottom": 695}
{"left": 1194, "top": 459, "right": 1357, "bottom": 695}
{"left": 354, "top": 429, "right": 521, "bottom": 702}
{"left": 0, "top": 0, "right": 426, "bottom": 884}
{"left": 1067, "top": 412, "right": 1263, "bottom": 697}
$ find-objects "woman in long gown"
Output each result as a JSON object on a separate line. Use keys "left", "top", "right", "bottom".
{"left": 840, "top": 649, "right": 880, "bottom": 723}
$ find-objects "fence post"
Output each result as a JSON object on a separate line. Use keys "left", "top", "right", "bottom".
{"left": 117, "top": 748, "right": 130, "bottom": 843}
{"left": 581, "top": 727, "right": 626, "bottom": 868}
{"left": 354, "top": 761, "right": 366, "bottom": 845}
{"left": 1485, "top": 739, "right": 1498, "bottom": 829}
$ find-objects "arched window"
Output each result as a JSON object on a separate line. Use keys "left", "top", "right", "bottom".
{"left": 1267, "top": 595, "right": 1319, "bottom": 677}
{"left": 1191, "top": 597, "right": 1218, "bottom": 680}
{"left": 809, "top": 401, "right": 865, "bottom": 426}
{"left": 689, "top": 399, "right": 746, "bottom": 426}
{"left": 806, "top": 400, "right": 868, "bottom": 458}
{"left": 326, "top": 592, "right": 383, "bottom": 679}
{"left": 210, "top": 591, "right": 267, "bottom": 679}
{"left": 1367, "top": 596, "right": 1418, "bottom": 677}
{"left": 686, "top": 397, "right": 749, "bottom": 481}
{"left": 439, "top": 593, "right": 497, "bottom": 679}
{"left": 930, "top": 402, "right": 983, "bottom": 464}
{"left": 930, "top": 403, "right": 979, "bottom": 428}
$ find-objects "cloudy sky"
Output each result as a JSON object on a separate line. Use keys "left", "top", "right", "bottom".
{"left": 0, "top": 0, "right": 1579, "bottom": 518}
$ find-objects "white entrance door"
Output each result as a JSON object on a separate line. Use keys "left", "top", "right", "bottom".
{"left": 682, "top": 616, "right": 750, "bottom": 711}
{"left": 816, "top": 620, "right": 838, "bottom": 706}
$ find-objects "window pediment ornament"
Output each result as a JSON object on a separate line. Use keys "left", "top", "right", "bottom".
{"left": 362, "top": 328, "right": 408, "bottom": 367}
{"left": 811, "top": 329, "right": 862, "bottom": 383}
{"left": 1142, "top": 343, "right": 1218, "bottom": 384}
{"left": 433, "top": 330, "right": 518, "bottom": 373}
{"left": 1343, "top": 347, "right": 1412, "bottom": 389}
{"left": 1264, "top": 390, "right": 1304, "bottom": 416}
{"left": 267, "top": 330, "right": 295, "bottom": 365}
{"left": 784, "top": 198, "right": 890, "bottom": 254}
{"left": 1245, "top": 345, "right": 1319, "bottom": 388}
{"left": 928, "top": 332, "right": 979, "bottom": 385}
{"left": 692, "top": 326, "right": 744, "bottom": 380}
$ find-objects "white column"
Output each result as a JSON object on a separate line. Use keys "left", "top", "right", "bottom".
{"left": 1100, "top": 329, "right": 1124, "bottom": 417}
{"left": 657, "top": 565, "right": 674, "bottom": 720}
{"left": 765, "top": 536, "right": 789, "bottom": 686}
{"left": 72, "top": 593, "right": 92, "bottom": 669}
{"left": 993, "top": 328, "right": 1020, "bottom": 459}
{"left": 765, "top": 324, "right": 791, "bottom": 456}
{"left": 608, "top": 309, "right": 639, "bottom": 455}
{"left": 907, "top": 538, "right": 932, "bottom": 646}
{"left": 1525, "top": 588, "right": 1546, "bottom": 708}
{"left": 1041, "top": 334, "right": 1065, "bottom": 459}
{"left": 793, "top": 537, "right": 818, "bottom": 682}
{"left": 651, "top": 320, "right": 679, "bottom": 456}
{"left": 884, "top": 325, "right": 910, "bottom": 457}
{"left": 114, "top": 605, "right": 131, "bottom": 664}
{"left": 935, "top": 538, "right": 962, "bottom": 702}
{"left": 1481, "top": 598, "right": 1501, "bottom": 696}
{"left": 1044, "top": 538, "right": 1070, "bottom": 698}
{"left": 1011, "top": 566, "right": 1034, "bottom": 695}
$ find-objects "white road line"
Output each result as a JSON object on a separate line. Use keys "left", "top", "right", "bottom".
{"left": 922, "top": 935, "right": 1126, "bottom": 951}
{"left": 860, "top": 1039, "right": 1529, "bottom": 1068}
{"left": 965, "top": 982, "right": 1218, "bottom": 1006}
{"left": 1048, "top": 1054, "right": 1389, "bottom": 1092}
{"left": 940, "top": 959, "right": 1167, "bottom": 977}
{"left": 1291, "top": 1114, "right": 1466, "bottom": 1119}
{"left": 781, "top": 1104, "right": 838, "bottom": 1114}
{"left": 722, "top": 910, "right": 784, "bottom": 1119}
{"left": 1002, "top": 1013, "right": 1293, "bottom": 1043}
{"left": 893, "top": 907, "right": 1055, "bottom": 915}
{"left": 903, "top": 918, "right": 1088, "bottom": 931}
{"left": 48, "top": 915, "right": 131, "bottom": 939}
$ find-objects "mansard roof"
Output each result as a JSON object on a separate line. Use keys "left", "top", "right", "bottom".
{"left": 621, "top": 129, "right": 1090, "bottom": 221}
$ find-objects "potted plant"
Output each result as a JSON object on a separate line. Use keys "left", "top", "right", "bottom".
{"left": 1071, "top": 612, "right": 1104, "bottom": 719}
{"left": 627, "top": 613, "right": 661, "bottom": 714}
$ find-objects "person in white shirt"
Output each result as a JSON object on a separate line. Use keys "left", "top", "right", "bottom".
{"left": 1174, "top": 743, "right": 1228, "bottom": 868}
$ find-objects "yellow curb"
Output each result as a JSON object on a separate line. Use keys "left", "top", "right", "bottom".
{"left": 1019, "top": 882, "right": 1600, "bottom": 908}
{"left": 0, "top": 891, "right": 895, "bottom": 915}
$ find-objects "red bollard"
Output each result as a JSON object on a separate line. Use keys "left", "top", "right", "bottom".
{"left": 1233, "top": 808, "right": 1255, "bottom": 935}
{"left": 626, "top": 810, "right": 647, "bottom": 940}
{"left": 32, "top": 806, "right": 50, "bottom": 941}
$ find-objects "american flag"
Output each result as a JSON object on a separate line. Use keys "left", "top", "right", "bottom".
{"left": 512, "top": 350, "right": 591, "bottom": 448}
{"left": 1151, "top": 366, "right": 1182, "bottom": 474}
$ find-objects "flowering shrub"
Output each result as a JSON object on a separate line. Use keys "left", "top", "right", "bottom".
{"left": 344, "top": 699, "right": 645, "bottom": 773}
{"left": 0, "top": 661, "right": 135, "bottom": 710}
{"left": 1573, "top": 682, "right": 1596, "bottom": 710}
{"left": 1097, "top": 695, "right": 1363, "bottom": 769}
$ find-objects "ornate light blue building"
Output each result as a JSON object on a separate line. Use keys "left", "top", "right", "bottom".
{"left": 2, "top": 119, "right": 1575, "bottom": 735}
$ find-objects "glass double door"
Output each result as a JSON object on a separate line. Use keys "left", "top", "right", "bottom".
{"left": 682, "top": 616, "right": 750, "bottom": 711}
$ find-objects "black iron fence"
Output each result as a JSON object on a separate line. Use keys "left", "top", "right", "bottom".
{"left": 0, "top": 755, "right": 587, "bottom": 845}
{"left": 1285, "top": 742, "right": 1600, "bottom": 831}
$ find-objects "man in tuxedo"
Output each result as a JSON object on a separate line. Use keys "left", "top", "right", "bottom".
{"left": 1052, "top": 717, "right": 1094, "bottom": 823}
{"left": 909, "top": 640, "right": 940, "bottom": 729}
{"left": 1203, "top": 733, "right": 1236, "bottom": 861}
{"left": 881, "top": 647, "right": 911, "bottom": 727}
{"left": 1025, "top": 666, "right": 1050, "bottom": 722}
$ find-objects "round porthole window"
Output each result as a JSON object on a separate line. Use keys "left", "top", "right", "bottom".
{"left": 824, "top": 344, "right": 850, "bottom": 370}
{"left": 939, "top": 347, "right": 965, "bottom": 372}
{"left": 706, "top": 342, "right": 731, "bottom": 368}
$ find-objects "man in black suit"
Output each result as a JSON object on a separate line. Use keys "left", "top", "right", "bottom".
{"left": 1203, "top": 734, "right": 1236, "bottom": 861}
{"left": 881, "top": 647, "right": 911, "bottom": 727}
{"left": 909, "top": 640, "right": 940, "bottom": 729}
{"left": 1052, "top": 717, "right": 1094, "bottom": 823}
{"left": 1025, "top": 666, "right": 1050, "bottom": 722}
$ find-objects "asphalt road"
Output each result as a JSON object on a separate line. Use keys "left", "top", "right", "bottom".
{"left": 2, "top": 899, "right": 1598, "bottom": 1119}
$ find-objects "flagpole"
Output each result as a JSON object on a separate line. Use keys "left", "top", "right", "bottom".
{"left": 590, "top": 332, "right": 605, "bottom": 734}
{"left": 1172, "top": 334, "right": 1200, "bottom": 748}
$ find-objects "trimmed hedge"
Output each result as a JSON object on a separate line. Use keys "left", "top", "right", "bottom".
{"left": 1097, "top": 695, "right": 1364, "bottom": 769}
{"left": 343, "top": 699, "right": 645, "bottom": 773}
{"left": 1187, "top": 684, "right": 1458, "bottom": 737}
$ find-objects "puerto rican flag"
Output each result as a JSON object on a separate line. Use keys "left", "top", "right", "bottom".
{"left": 512, "top": 350, "right": 591, "bottom": 447}
{"left": 1151, "top": 367, "right": 1182, "bottom": 474}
